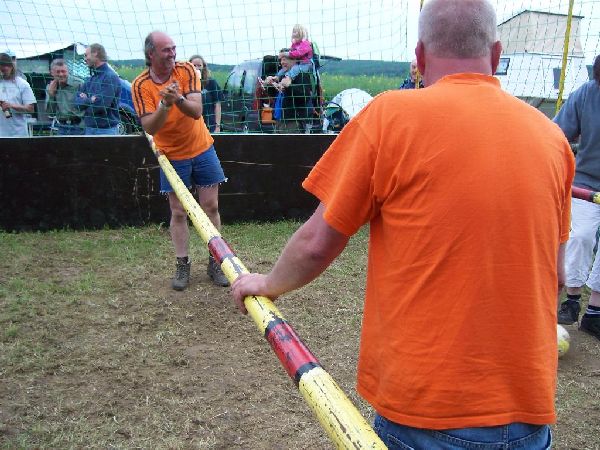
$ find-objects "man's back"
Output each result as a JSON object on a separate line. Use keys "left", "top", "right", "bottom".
{"left": 303, "top": 72, "right": 574, "bottom": 428}
{"left": 232, "top": 0, "right": 574, "bottom": 446}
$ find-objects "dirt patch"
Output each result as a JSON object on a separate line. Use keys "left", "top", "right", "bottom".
{"left": 1, "top": 228, "right": 599, "bottom": 449}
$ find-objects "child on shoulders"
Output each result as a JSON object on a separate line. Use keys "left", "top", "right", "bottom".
{"left": 264, "top": 24, "right": 313, "bottom": 89}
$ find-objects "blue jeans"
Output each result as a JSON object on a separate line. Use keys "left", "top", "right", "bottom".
{"left": 85, "top": 126, "right": 119, "bottom": 135}
{"left": 159, "top": 146, "right": 226, "bottom": 193}
{"left": 57, "top": 124, "right": 85, "bottom": 135}
{"left": 277, "top": 62, "right": 313, "bottom": 80}
{"left": 373, "top": 415, "right": 552, "bottom": 449}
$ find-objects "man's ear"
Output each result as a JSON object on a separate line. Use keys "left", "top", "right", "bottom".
{"left": 491, "top": 41, "right": 502, "bottom": 74}
{"left": 415, "top": 41, "right": 425, "bottom": 75}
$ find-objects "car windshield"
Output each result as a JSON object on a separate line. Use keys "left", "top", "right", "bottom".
{"left": 242, "top": 68, "right": 258, "bottom": 95}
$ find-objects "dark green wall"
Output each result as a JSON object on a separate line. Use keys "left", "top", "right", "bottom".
{"left": 0, "top": 134, "right": 336, "bottom": 231}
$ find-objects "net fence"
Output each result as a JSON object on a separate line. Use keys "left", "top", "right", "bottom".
{"left": 0, "top": 0, "right": 599, "bottom": 135}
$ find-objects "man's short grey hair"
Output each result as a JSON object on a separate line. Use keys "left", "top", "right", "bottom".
{"left": 419, "top": 0, "right": 497, "bottom": 58}
{"left": 144, "top": 32, "right": 157, "bottom": 67}
{"left": 50, "top": 58, "right": 67, "bottom": 70}
{"left": 88, "top": 43, "right": 108, "bottom": 61}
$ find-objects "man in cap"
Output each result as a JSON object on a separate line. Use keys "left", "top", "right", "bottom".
{"left": 0, "top": 52, "right": 36, "bottom": 137}
{"left": 3, "top": 49, "right": 25, "bottom": 79}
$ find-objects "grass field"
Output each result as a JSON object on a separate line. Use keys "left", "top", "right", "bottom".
{"left": 117, "top": 66, "right": 401, "bottom": 100}
{"left": 1, "top": 224, "right": 600, "bottom": 449}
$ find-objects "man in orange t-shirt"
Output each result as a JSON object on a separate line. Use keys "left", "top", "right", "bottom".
{"left": 232, "top": 0, "right": 574, "bottom": 448}
{"left": 132, "top": 31, "right": 228, "bottom": 290}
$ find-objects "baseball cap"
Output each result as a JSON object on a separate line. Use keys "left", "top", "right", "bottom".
{"left": 0, "top": 53, "right": 13, "bottom": 66}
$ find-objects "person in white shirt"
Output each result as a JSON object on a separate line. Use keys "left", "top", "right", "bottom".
{"left": 0, "top": 52, "right": 36, "bottom": 137}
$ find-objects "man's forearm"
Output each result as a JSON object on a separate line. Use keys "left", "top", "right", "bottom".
{"left": 176, "top": 95, "right": 202, "bottom": 119}
{"left": 557, "top": 242, "right": 566, "bottom": 292}
{"left": 6, "top": 103, "right": 35, "bottom": 113}
{"left": 263, "top": 204, "right": 349, "bottom": 297}
{"left": 141, "top": 103, "right": 170, "bottom": 135}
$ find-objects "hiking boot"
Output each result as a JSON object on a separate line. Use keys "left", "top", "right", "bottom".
{"left": 557, "top": 300, "right": 581, "bottom": 325}
{"left": 207, "top": 256, "right": 229, "bottom": 287}
{"left": 172, "top": 259, "right": 191, "bottom": 291}
{"left": 580, "top": 315, "right": 600, "bottom": 341}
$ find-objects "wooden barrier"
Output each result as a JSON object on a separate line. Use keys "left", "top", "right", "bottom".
{"left": 0, "top": 134, "right": 335, "bottom": 231}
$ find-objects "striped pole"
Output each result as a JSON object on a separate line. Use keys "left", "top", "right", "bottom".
{"left": 146, "top": 134, "right": 386, "bottom": 449}
{"left": 572, "top": 186, "right": 600, "bottom": 204}
{"left": 555, "top": 0, "right": 576, "bottom": 115}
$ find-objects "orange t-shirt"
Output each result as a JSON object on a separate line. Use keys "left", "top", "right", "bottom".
{"left": 303, "top": 73, "right": 574, "bottom": 429}
{"left": 132, "top": 62, "right": 213, "bottom": 160}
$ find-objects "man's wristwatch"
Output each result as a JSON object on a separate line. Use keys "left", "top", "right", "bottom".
{"left": 176, "top": 95, "right": 185, "bottom": 106}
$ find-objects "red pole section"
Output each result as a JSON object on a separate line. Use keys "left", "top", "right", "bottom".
{"left": 572, "top": 186, "right": 600, "bottom": 204}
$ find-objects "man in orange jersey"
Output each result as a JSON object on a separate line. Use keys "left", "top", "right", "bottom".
{"left": 132, "top": 31, "right": 229, "bottom": 290}
{"left": 232, "top": 0, "right": 574, "bottom": 447}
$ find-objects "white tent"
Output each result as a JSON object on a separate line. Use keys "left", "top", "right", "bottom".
{"left": 2, "top": 40, "right": 86, "bottom": 59}
{"left": 323, "top": 88, "right": 373, "bottom": 132}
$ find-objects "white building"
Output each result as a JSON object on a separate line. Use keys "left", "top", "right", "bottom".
{"left": 495, "top": 10, "right": 591, "bottom": 117}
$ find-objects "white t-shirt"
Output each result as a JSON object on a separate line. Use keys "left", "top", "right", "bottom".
{"left": 0, "top": 77, "right": 37, "bottom": 137}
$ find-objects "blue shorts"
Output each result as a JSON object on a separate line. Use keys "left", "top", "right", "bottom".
{"left": 374, "top": 415, "right": 551, "bottom": 449}
{"left": 85, "top": 126, "right": 119, "bottom": 135}
{"left": 160, "top": 146, "right": 226, "bottom": 193}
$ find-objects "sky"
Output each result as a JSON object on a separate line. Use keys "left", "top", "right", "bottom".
{"left": 1, "top": 0, "right": 599, "bottom": 64}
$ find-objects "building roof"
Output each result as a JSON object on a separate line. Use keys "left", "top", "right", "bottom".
{"left": 498, "top": 9, "right": 584, "bottom": 55}
{"left": 498, "top": 9, "right": 584, "bottom": 27}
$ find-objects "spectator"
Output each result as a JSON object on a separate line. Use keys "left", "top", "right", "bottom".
{"left": 75, "top": 43, "right": 121, "bottom": 135}
{"left": 189, "top": 55, "right": 224, "bottom": 133}
{"left": 265, "top": 24, "right": 313, "bottom": 89}
{"left": 2, "top": 49, "right": 25, "bottom": 79}
{"left": 0, "top": 52, "right": 36, "bottom": 137}
{"left": 45, "top": 59, "right": 85, "bottom": 135}
{"left": 231, "top": 0, "right": 574, "bottom": 448}
{"left": 266, "top": 53, "right": 313, "bottom": 133}
{"left": 132, "top": 31, "right": 229, "bottom": 290}
{"left": 554, "top": 54, "right": 600, "bottom": 340}
{"left": 399, "top": 59, "right": 424, "bottom": 89}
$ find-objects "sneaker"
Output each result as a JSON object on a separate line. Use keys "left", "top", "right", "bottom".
{"left": 207, "top": 256, "right": 230, "bottom": 287}
{"left": 557, "top": 300, "right": 581, "bottom": 325}
{"left": 172, "top": 259, "right": 191, "bottom": 291}
{"left": 580, "top": 315, "right": 600, "bottom": 341}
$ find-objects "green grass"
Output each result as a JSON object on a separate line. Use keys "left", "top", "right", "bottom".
{"left": 116, "top": 66, "right": 401, "bottom": 100}
{"left": 320, "top": 73, "right": 401, "bottom": 100}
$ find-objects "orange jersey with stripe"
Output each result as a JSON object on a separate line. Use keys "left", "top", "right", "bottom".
{"left": 132, "top": 62, "right": 213, "bottom": 160}
{"left": 303, "top": 74, "right": 574, "bottom": 429}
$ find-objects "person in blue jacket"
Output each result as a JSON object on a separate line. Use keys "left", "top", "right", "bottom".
{"left": 75, "top": 43, "right": 121, "bottom": 135}
{"left": 398, "top": 59, "right": 424, "bottom": 90}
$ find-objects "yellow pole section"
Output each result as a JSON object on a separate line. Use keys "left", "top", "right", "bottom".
{"left": 555, "top": 0, "right": 576, "bottom": 115}
{"left": 145, "top": 134, "right": 386, "bottom": 449}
